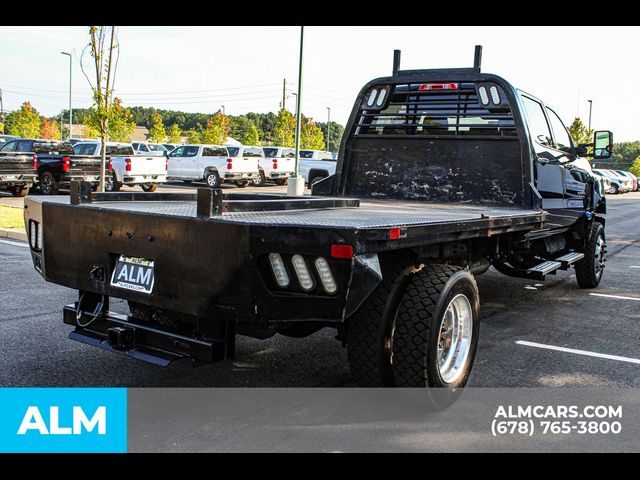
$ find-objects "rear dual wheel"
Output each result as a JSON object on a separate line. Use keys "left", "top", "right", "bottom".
{"left": 347, "top": 263, "right": 480, "bottom": 396}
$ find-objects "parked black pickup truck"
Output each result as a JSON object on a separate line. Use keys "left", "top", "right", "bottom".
{"left": 1, "top": 139, "right": 102, "bottom": 195}
{"left": 0, "top": 138, "right": 38, "bottom": 197}
{"left": 24, "top": 47, "right": 613, "bottom": 395}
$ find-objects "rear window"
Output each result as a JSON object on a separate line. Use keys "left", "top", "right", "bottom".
{"left": 300, "top": 150, "right": 314, "bottom": 158}
{"left": 148, "top": 144, "right": 167, "bottom": 152}
{"left": 243, "top": 147, "right": 264, "bottom": 158}
{"left": 106, "top": 145, "right": 135, "bottom": 155}
{"left": 262, "top": 147, "right": 278, "bottom": 157}
{"left": 202, "top": 146, "right": 228, "bottom": 157}
{"left": 226, "top": 147, "right": 240, "bottom": 157}
{"left": 33, "top": 141, "right": 74, "bottom": 154}
{"left": 355, "top": 82, "right": 516, "bottom": 138}
{"left": 282, "top": 148, "right": 295, "bottom": 158}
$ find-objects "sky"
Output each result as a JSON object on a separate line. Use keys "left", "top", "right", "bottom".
{"left": 0, "top": 25, "right": 639, "bottom": 141}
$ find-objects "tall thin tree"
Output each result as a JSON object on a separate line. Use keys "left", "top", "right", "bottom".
{"left": 80, "top": 26, "right": 119, "bottom": 192}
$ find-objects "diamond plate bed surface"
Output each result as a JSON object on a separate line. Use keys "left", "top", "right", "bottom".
{"left": 39, "top": 196, "right": 542, "bottom": 229}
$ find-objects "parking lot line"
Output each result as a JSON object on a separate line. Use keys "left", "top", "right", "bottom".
{"left": 0, "top": 239, "right": 29, "bottom": 248}
{"left": 589, "top": 293, "right": 640, "bottom": 302}
{"left": 516, "top": 340, "right": 640, "bottom": 365}
{"left": 630, "top": 266, "right": 640, "bottom": 269}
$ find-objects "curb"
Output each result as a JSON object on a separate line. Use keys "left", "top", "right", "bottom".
{"left": 0, "top": 228, "right": 27, "bottom": 242}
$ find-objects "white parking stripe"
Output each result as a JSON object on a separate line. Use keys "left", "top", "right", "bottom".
{"left": 0, "top": 239, "right": 29, "bottom": 248}
{"left": 589, "top": 293, "right": 640, "bottom": 302}
{"left": 516, "top": 340, "right": 640, "bottom": 365}
{"left": 630, "top": 266, "right": 640, "bottom": 269}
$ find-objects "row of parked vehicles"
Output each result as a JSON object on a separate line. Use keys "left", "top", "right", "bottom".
{"left": 591, "top": 168, "right": 638, "bottom": 194}
{"left": 0, "top": 134, "right": 338, "bottom": 196}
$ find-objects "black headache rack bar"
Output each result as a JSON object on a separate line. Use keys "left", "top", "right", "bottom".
{"left": 69, "top": 180, "right": 360, "bottom": 216}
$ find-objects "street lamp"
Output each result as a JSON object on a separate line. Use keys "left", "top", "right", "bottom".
{"left": 587, "top": 100, "right": 593, "bottom": 130}
{"left": 61, "top": 52, "right": 72, "bottom": 140}
{"left": 221, "top": 105, "right": 225, "bottom": 115}
{"left": 326, "top": 107, "right": 331, "bottom": 152}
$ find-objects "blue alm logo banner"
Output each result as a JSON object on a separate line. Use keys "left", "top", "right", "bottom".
{"left": 0, "top": 388, "right": 127, "bottom": 453}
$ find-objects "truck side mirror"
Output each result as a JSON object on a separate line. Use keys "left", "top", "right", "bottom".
{"left": 593, "top": 130, "right": 613, "bottom": 159}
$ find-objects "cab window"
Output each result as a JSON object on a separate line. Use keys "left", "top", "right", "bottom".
{"left": 521, "top": 96, "right": 553, "bottom": 147}
{"left": 546, "top": 107, "right": 573, "bottom": 152}
{"left": 0, "top": 141, "right": 17, "bottom": 152}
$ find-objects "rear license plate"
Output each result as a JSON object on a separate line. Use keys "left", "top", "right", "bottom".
{"left": 110, "top": 255, "right": 155, "bottom": 294}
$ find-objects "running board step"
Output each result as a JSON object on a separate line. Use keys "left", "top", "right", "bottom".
{"left": 555, "top": 252, "right": 585, "bottom": 270}
{"left": 527, "top": 260, "right": 562, "bottom": 280}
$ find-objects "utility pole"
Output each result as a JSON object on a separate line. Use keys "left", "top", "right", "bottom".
{"left": 282, "top": 78, "right": 286, "bottom": 111}
{"left": 221, "top": 105, "right": 225, "bottom": 115}
{"left": 326, "top": 107, "right": 331, "bottom": 152}
{"left": 61, "top": 51, "right": 73, "bottom": 139}
{"left": 288, "top": 26, "right": 305, "bottom": 196}
{"left": 588, "top": 100, "right": 593, "bottom": 130}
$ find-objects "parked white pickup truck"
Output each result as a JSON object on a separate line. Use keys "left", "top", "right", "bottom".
{"left": 132, "top": 142, "right": 169, "bottom": 157}
{"left": 254, "top": 146, "right": 295, "bottom": 186}
{"left": 73, "top": 141, "right": 167, "bottom": 192}
{"left": 299, "top": 149, "right": 337, "bottom": 185}
{"left": 168, "top": 144, "right": 259, "bottom": 188}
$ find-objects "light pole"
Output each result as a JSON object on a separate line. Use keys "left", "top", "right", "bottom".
{"left": 61, "top": 52, "right": 72, "bottom": 140}
{"left": 326, "top": 107, "right": 331, "bottom": 152}
{"left": 587, "top": 100, "right": 593, "bottom": 130}
{"left": 221, "top": 105, "right": 225, "bottom": 115}
{"left": 288, "top": 26, "right": 305, "bottom": 196}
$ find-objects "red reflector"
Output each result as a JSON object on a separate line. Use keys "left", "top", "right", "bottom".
{"left": 331, "top": 244, "right": 353, "bottom": 259}
{"left": 418, "top": 83, "right": 459, "bottom": 91}
{"left": 389, "top": 228, "right": 401, "bottom": 240}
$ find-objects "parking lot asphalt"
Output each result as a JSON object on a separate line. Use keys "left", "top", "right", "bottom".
{"left": 0, "top": 188, "right": 638, "bottom": 388}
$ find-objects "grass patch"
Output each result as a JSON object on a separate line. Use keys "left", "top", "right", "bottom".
{"left": 0, "top": 205, "right": 25, "bottom": 231}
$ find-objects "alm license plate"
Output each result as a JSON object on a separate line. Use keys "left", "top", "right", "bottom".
{"left": 110, "top": 255, "right": 155, "bottom": 294}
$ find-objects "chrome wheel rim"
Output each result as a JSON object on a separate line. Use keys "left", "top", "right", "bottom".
{"left": 41, "top": 175, "right": 52, "bottom": 193}
{"left": 436, "top": 294, "right": 473, "bottom": 384}
{"left": 594, "top": 234, "right": 605, "bottom": 278}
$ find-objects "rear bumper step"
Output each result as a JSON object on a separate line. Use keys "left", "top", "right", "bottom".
{"left": 63, "top": 303, "right": 225, "bottom": 366}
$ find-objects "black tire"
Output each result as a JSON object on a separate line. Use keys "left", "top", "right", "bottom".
{"left": 391, "top": 265, "right": 480, "bottom": 393}
{"left": 252, "top": 170, "right": 266, "bottom": 187}
{"left": 205, "top": 170, "right": 220, "bottom": 188}
{"left": 574, "top": 221, "right": 606, "bottom": 289}
{"left": 274, "top": 178, "right": 287, "bottom": 186}
{"left": 310, "top": 175, "right": 325, "bottom": 186}
{"left": 141, "top": 183, "right": 158, "bottom": 193}
{"left": 38, "top": 171, "right": 59, "bottom": 195}
{"left": 611, "top": 184, "right": 619, "bottom": 194}
{"left": 182, "top": 180, "right": 192, "bottom": 184}
{"left": 9, "top": 186, "right": 29, "bottom": 197}
{"left": 236, "top": 180, "right": 248, "bottom": 188}
{"left": 347, "top": 256, "right": 410, "bottom": 387}
{"left": 105, "top": 173, "right": 121, "bottom": 192}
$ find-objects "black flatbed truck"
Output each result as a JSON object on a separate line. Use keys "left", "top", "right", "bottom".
{"left": 24, "top": 47, "right": 613, "bottom": 391}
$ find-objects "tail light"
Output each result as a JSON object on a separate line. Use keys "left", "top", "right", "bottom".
{"left": 165, "top": 158, "right": 168, "bottom": 171}
{"left": 227, "top": 158, "right": 233, "bottom": 170}
{"left": 62, "top": 156, "right": 70, "bottom": 172}
{"left": 272, "top": 158, "right": 278, "bottom": 170}
{"left": 125, "top": 158, "right": 131, "bottom": 172}
{"left": 33, "top": 154, "right": 38, "bottom": 170}
{"left": 418, "top": 83, "right": 459, "bottom": 91}
{"left": 108, "top": 159, "right": 113, "bottom": 172}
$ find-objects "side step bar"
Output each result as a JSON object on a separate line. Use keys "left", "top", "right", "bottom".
{"left": 493, "top": 251, "right": 585, "bottom": 281}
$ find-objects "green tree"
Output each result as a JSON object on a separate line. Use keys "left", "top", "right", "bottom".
{"left": 5, "top": 102, "right": 41, "bottom": 138}
{"left": 273, "top": 108, "right": 296, "bottom": 147}
{"left": 108, "top": 97, "right": 136, "bottom": 142}
{"left": 202, "top": 110, "right": 230, "bottom": 145}
{"left": 630, "top": 157, "right": 640, "bottom": 178}
{"left": 242, "top": 122, "right": 260, "bottom": 145}
{"left": 186, "top": 129, "right": 201, "bottom": 143}
{"left": 568, "top": 117, "right": 593, "bottom": 146}
{"left": 300, "top": 118, "right": 325, "bottom": 150}
{"left": 0, "top": 121, "right": 4, "bottom": 134}
{"left": 147, "top": 113, "right": 167, "bottom": 142}
{"left": 39, "top": 118, "right": 61, "bottom": 140}
{"left": 168, "top": 123, "right": 181, "bottom": 143}
{"left": 316, "top": 120, "right": 344, "bottom": 153}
